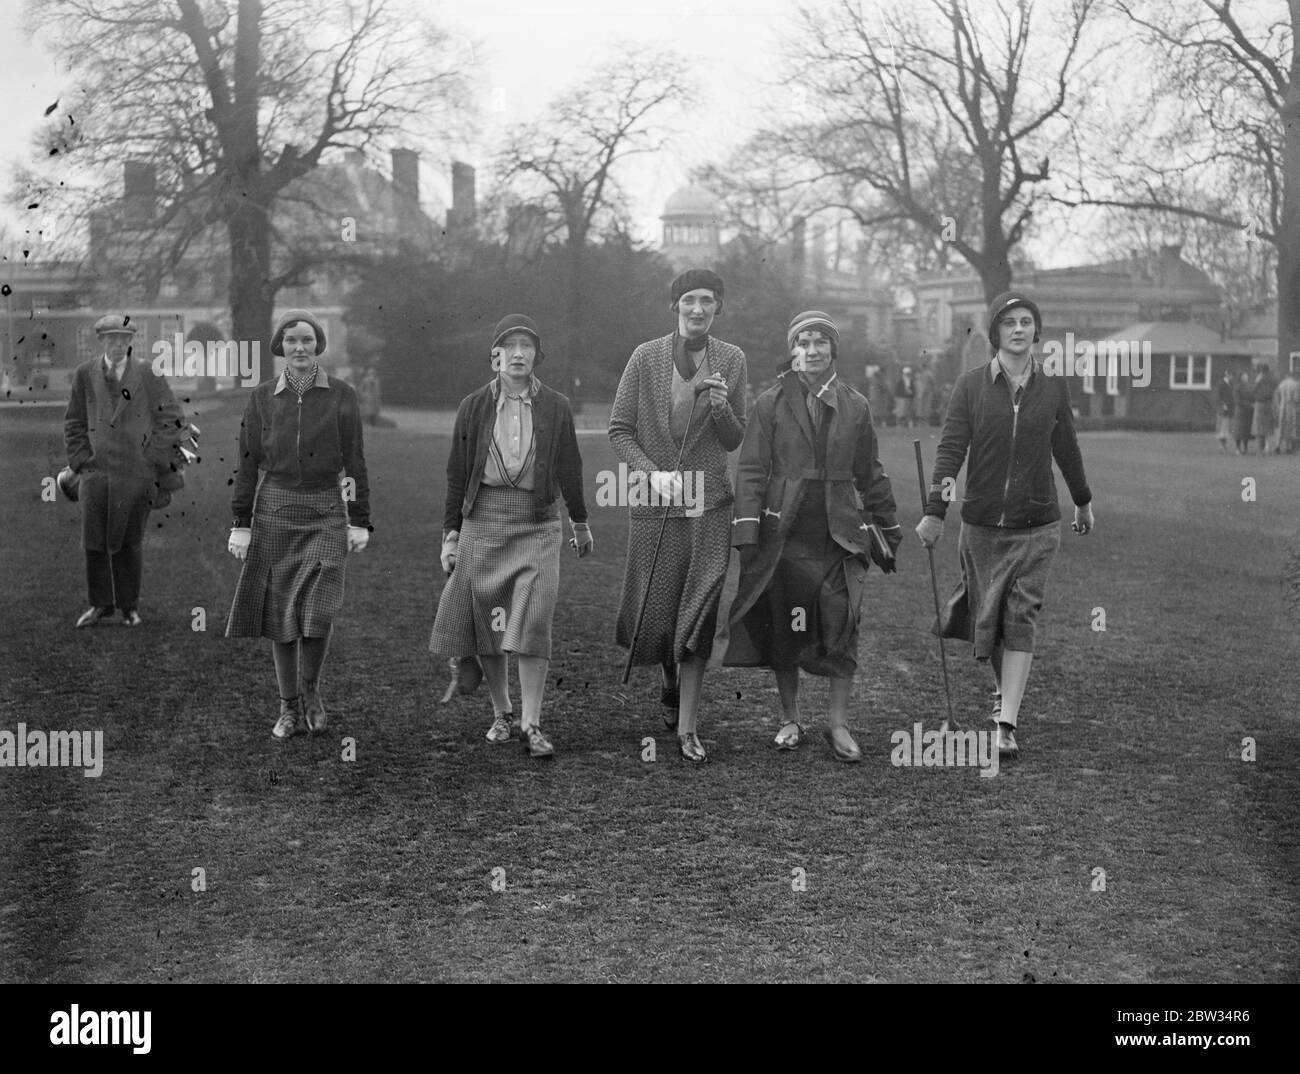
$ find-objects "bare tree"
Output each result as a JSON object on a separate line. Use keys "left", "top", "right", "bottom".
{"left": 1054, "top": 0, "right": 1297, "bottom": 359}
{"left": 494, "top": 48, "right": 690, "bottom": 398}
{"left": 19, "top": 0, "right": 470, "bottom": 374}
{"left": 709, "top": 0, "right": 1105, "bottom": 304}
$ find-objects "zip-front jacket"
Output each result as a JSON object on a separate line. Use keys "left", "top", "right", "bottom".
{"left": 232, "top": 367, "right": 370, "bottom": 528}
{"left": 443, "top": 377, "right": 587, "bottom": 536}
{"left": 924, "top": 355, "right": 1091, "bottom": 529}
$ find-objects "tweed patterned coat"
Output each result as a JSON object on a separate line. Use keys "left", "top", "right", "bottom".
{"left": 607, "top": 333, "right": 747, "bottom": 515}
{"left": 64, "top": 356, "right": 182, "bottom": 553}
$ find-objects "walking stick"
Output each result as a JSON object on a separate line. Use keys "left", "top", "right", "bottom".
{"left": 622, "top": 382, "right": 712, "bottom": 684}
{"left": 914, "top": 440, "right": 958, "bottom": 732}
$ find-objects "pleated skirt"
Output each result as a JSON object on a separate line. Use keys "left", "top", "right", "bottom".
{"left": 226, "top": 481, "right": 348, "bottom": 642}
{"left": 429, "top": 486, "right": 562, "bottom": 659}
{"left": 958, "top": 520, "right": 1060, "bottom": 660}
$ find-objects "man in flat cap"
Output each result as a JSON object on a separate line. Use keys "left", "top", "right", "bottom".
{"left": 63, "top": 314, "right": 184, "bottom": 627}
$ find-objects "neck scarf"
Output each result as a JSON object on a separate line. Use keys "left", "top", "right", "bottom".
{"left": 286, "top": 363, "right": 319, "bottom": 398}
{"left": 674, "top": 332, "right": 708, "bottom": 382}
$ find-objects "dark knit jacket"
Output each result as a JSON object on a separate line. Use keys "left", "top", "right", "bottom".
{"left": 443, "top": 378, "right": 587, "bottom": 536}
{"left": 232, "top": 368, "right": 370, "bottom": 528}
{"left": 924, "top": 356, "right": 1091, "bottom": 529}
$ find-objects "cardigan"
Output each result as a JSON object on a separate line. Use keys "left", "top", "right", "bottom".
{"left": 924, "top": 355, "right": 1091, "bottom": 529}
{"left": 232, "top": 367, "right": 370, "bottom": 528}
{"left": 607, "top": 333, "right": 747, "bottom": 518}
{"left": 443, "top": 377, "right": 587, "bottom": 536}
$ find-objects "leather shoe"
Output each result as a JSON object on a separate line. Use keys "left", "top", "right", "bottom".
{"left": 272, "top": 698, "right": 300, "bottom": 740}
{"left": 75, "top": 606, "right": 113, "bottom": 629}
{"left": 678, "top": 732, "right": 706, "bottom": 764}
{"left": 995, "top": 721, "right": 1018, "bottom": 757}
{"left": 303, "top": 688, "right": 326, "bottom": 733}
{"left": 774, "top": 722, "right": 803, "bottom": 750}
{"left": 825, "top": 726, "right": 862, "bottom": 763}
{"left": 523, "top": 725, "right": 555, "bottom": 759}
{"left": 121, "top": 609, "right": 142, "bottom": 628}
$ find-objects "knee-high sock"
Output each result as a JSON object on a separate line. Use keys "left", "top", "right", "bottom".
{"left": 774, "top": 666, "right": 800, "bottom": 723}
{"left": 828, "top": 676, "right": 852, "bottom": 727}
{"left": 677, "top": 653, "right": 706, "bottom": 735}
{"left": 518, "top": 656, "right": 548, "bottom": 731}
{"left": 480, "top": 654, "right": 512, "bottom": 716}
{"left": 998, "top": 650, "right": 1033, "bottom": 729}
{"left": 272, "top": 641, "right": 299, "bottom": 699}
{"left": 301, "top": 630, "right": 331, "bottom": 691}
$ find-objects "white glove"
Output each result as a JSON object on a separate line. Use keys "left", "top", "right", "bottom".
{"left": 649, "top": 470, "right": 683, "bottom": 504}
{"left": 440, "top": 532, "right": 459, "bottom": 575}
{"left": 915, "top": 515, "right": 944, "bottom": 548}
{"left": 570, "top": 521, "right": 594, "bottom": 558}
{"left": 348, "top": 525, "right": 370, "bottom": 553}
{"left": 228, "top": 527, "right": 251, "bottom": 561}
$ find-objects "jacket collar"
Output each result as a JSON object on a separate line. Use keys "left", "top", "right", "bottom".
{"left": 274, "top": 365, "right": 330, "bottom": 394}
{"left": 990, "top": 351, "right": 1038, "bottom": 386}
{"left": 491, "top": 374, "right": 541, "bottom": 408}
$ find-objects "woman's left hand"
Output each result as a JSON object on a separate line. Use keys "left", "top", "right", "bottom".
{"left": 702, "top": 374, "right": 729, "bottom": 409}
{"left": 1071, "top": 503, "right": 1094, "bottom": 535}
{"left": 348, "top": 525, "right": 370, "bottom": 552}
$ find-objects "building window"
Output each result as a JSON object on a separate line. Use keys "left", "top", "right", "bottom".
{"left": 1105, "top": 352, "right": 1120, "bottom": 396}
{"left": 1170, "top": 354, "right": 1211, "bottom": 390}
{"left": 1081, "top": 370, "right": 1094, "bottom": 394}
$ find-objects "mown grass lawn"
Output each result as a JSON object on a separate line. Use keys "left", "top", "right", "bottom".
{"left": 0, "top": 396, "right": 1296, "bottom": 982}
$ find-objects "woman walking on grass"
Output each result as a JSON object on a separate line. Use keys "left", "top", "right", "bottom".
{"left": 429, "top": 315, "right": 592, "bottom": 759}
{"left": 226, "top": 310, "right": 371, "bottom": 739}
{"left": 609, "top": 269, "right": 747, "bottom": 764}
{"left": 724, "top": 311, "right": 901, "bottom": 762}
{"left": 916, "top": 291, "right": 1094, "bottom": 758}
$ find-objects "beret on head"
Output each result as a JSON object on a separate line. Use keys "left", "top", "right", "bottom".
{"left": 986, "top": 291, "right": 1041, "bottom": 349}
{"left": 271, "top": 309, "right": 327, "bottom": 357}
{"left": 94, "top": 314, "right": 136, "bottom": 336}
{"left": 787, "top": 310, "right": 839, "bottom": 352}
{"left": 491, "top": 313, "right": 544, "bottom": 365}
{"left": 670, "top": 268, "right": 725, "bottom": 313}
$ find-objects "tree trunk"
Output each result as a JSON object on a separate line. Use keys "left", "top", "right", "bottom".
{"left": 229, "top": 200, "right": 275, "bottom": 383}
{"left": 1278, "top": 34, "right": 1300, "bottom": 373}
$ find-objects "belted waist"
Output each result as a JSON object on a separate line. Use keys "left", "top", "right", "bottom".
{"left": 777, "top": 468, "right": 855, "bottom": 481}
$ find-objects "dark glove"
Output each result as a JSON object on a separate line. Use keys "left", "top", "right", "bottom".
{"left": 868, "top": 522, "right": 900, "bottom": 574}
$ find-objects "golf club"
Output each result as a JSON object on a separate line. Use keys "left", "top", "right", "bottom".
{"left": 622, "top": 379, "right": 714, "bottom": 684}
{"left": 914, "top": 439, "right": 958, "bottom": 732}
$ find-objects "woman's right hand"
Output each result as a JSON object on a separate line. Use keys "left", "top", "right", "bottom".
{"left": 440, "top": 532, "right": 459, "bottom": 575}
{"left": 228, "top": 527, "right": 252, "bottom": 561}
{"left": 915, "top": 515, "right": 943, "bottom": 548}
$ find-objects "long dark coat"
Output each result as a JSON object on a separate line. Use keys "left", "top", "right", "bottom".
{"left": 727, "top": 370, "right": 897, "bottom": 661}
{"left": 64, "top": 356, "right": 182, "bottom": 552}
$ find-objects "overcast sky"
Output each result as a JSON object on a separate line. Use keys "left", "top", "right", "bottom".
{"left": 0, "top": 0, "right": 1171, "bottom": 268}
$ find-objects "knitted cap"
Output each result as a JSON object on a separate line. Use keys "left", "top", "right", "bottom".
{"left": 491, "top": 313, "right": 544, "bottom": 365}
{"left": 670, "top": 268, "right": 725, "bottom": 312}
{"left": 986, "top": 291, "right": 1041, "bottom": 349}
{"left": 271, "top": 309, "right": 328, "bottom": 356}
{"left": 787, "top": 310, "right": 840, "bottom": 351}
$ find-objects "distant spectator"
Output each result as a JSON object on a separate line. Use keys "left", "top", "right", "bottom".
{"left": 894, "top": 366, "right": 916, "bottom": 428}
{"left": 1272, "top": 367, "right": 1298, "bottom": 455}
{"left": 915, "top": 361, "right": 936, "bottom": 426}
{"left": 358, "top": 367, "right": 382, "bottom": 425}
{"left": 1215, "top": 369, "right": 1235, "bottom": 452}
{"left": 1233, "top": 372, "right": 1255, "bottom": 455}
{"left": 866, "top": 367, "right": 893, "bottom": 425}
{"left": 1252, "top": 363, "right": 1276, "bottom": 456}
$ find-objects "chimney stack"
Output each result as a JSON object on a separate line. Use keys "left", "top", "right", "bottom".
{"left": 391, "top": 147, "right": 419, "bottom": 203}
{"left": 447, "top": 161, "right": 477, "bottom": 237}
{"left": 123, "top": 161, "right": 156, "bottom": 227}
